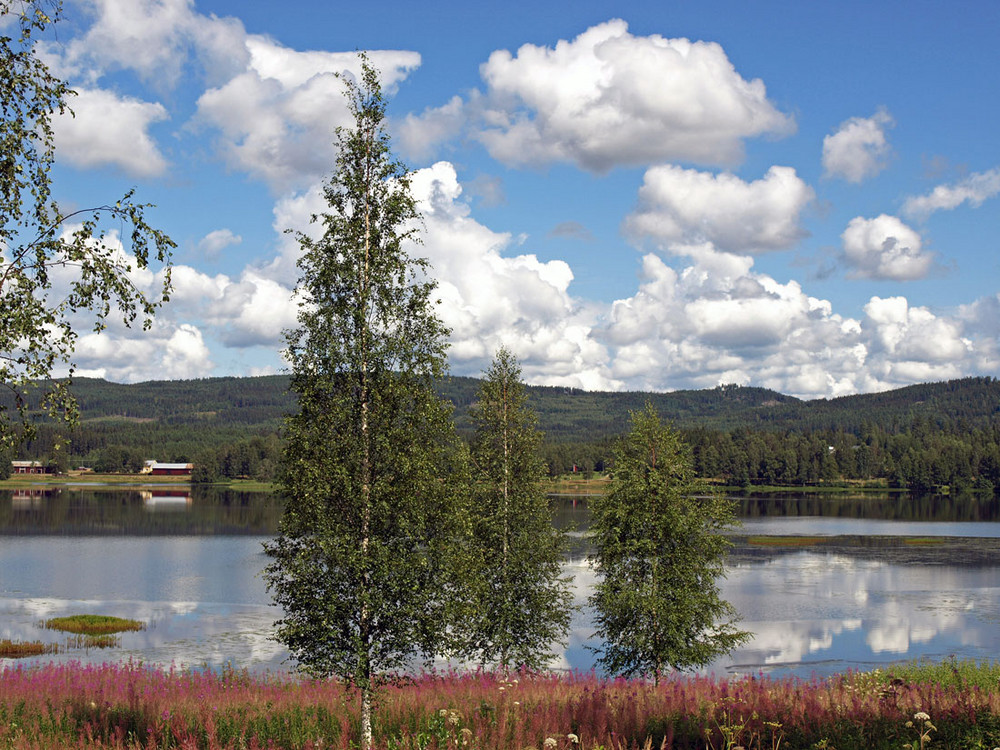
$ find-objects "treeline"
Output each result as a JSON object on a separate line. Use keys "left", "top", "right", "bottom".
{"left": 542, "top": 424, "right": 1000, "bottom": 493}
{"left": 9, "top": 375, "right": 1000, "bottom": 492}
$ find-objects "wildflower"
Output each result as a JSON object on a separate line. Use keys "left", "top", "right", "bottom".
{"left": 544, "top": 738, "right": 558, "bottom": 749}
{"left": 448, "top": 711, "right": 460, "bottom": 727}
{"left": 567, "top": 733, "right": 579, "bottom": 744}
{"left": 439, "top": 709, "right": 449, "bottom": 718}
{"left": 914, "top": 711, "right": 930, "bottom": 722}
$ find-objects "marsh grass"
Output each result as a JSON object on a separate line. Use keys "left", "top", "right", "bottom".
{"left": 0, "top": 639, "right": 57, "bottom": 658}
{"left": 43, "top": 614, "right": 145, "bottom": 635}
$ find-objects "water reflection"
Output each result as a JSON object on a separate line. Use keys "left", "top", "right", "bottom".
{"left": 2, "top": 489, "right": 1000, "bottom": 678}
{"left": 719, "top": 552, "right": 1000, "bottom": 675}
{"left": 736, "top": 492, "right": 1000, "bottom": 522}
{"left": 0, "top": 488, "right": 282, "bottom": 535}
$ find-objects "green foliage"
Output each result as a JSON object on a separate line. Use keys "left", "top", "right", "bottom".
{"left": 261, "top": 58, "right": 465, "bottom": 748}
{"left": 0, "top": 443, "right": 11, "bottom": 479}
{"left": 589, "top": 404, "right": 749, "bottom": 680}
{"left": 0, "top": 1, "right": 174, "bottom": 452}
{"left": 459, "top": 347, "right": 573, "bottom": 670}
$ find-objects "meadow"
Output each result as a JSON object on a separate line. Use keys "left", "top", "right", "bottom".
{"left": 1, "top": 661, "right": 999, "bottom": 749}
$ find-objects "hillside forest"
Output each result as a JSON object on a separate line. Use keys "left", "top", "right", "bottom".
{"left": 5, "top": 375, "right": 1000, "bottom": 494}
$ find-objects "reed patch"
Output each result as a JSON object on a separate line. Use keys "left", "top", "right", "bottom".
{"left": 0, "top": 639, "right": 57, "bottom": 658}
{"left": 42, "top": 614, "right": 145, "bottom": 635}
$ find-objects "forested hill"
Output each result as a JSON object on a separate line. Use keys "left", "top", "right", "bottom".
{"left": 12, "top": 375, "right": 1000, "bottom": 491}
{"left": 48, "top": 373, "right": 1000, "bottom": 439}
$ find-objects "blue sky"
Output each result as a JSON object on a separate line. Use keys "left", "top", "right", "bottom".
{"left": 22, "top": 0, "right": 1000, "bottom": 398}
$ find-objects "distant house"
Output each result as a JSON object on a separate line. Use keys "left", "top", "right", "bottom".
{"left": 10, "top": 461, "right": 53, "bottom": 475}
{"left": 147, "top": 462, "right": 194, "bottom": 476}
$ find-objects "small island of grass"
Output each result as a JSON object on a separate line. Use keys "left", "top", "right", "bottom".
{"left": 43, "top": 614, "right": 145, "bottom": 635}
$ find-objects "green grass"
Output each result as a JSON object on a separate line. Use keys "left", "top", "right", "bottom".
{"left": 43, "top": 614, "right": 145, "bottom": 635}
{"left": 0, "top": 472, "right": 191, "bottom": 488}
{"left": 878, "top": 657, "right": 1000, "bottom": 690}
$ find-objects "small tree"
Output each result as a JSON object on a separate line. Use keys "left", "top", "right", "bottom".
{"left": 1, "top": 1, "right": 174, "bottom": 450}
{"left": 460, "top": 347, "right": 572, "bottom": 670}
{"left": 589, "top": 403, "right": 748, "bottom": 682}
{"left": 263, "top": 59, "right": 465, "bottom": 750}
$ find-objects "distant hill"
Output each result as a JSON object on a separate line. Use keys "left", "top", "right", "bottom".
{"left": 12, "top": 373, "right": 997, "bottom": 444}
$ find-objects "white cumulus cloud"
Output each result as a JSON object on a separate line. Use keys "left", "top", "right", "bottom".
{"left": 409, "top": 162, "right": 616, "bottom": 390}
{"left": 841, "top": 215, "right": 934, "bottom": 281}
{"left": 602, "top": 246, "right": 866, "bottom": 397}
{"left": 862, "top": 296, "right": 971, "bottom": 383}
{"left": 822, "top": 109, "right": 894, "bottom": 183}
{"left": 197, "top": 229, "right": 242, "bottom": 258}
{"left": 51, "top": 88, "right": 169, "bottom": 177}
{"left": 624, "top": 165, "right": 814, "bottom": 253}
{"left": 194, "top": 40, "right": 420, "bottom": 191}
{"left": 902, "top": 167, "right": 1000, "bottom": 218}
{"left": 47, "top": 0, "right": 250, "bottom": 89}
{"left": 407, "top": 19, "right": 793, "bottom": 172}
{"left": 72, "top": 323, "right": 214, "bottom": 382}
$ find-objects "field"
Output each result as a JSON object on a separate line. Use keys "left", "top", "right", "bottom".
{"left": 1, "top": 661, "right": 999, "bottom": 749}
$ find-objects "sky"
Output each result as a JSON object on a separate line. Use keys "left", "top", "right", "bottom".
{"left": 16, "top": 0, "right": 1000, "bottom": 399}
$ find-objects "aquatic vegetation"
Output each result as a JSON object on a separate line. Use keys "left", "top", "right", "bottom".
{"left": 0, "top": 639, "right": 57, "bottom": 658}
{"left": 64, "top": 634, "right": 122, "bottom": 650}
{"left": 43, "top": 614, "right": 145, "bottom": 635}
{"left": 0, "top": 662, "right": 998, "bottom": 749}
{"left": 746, "top": 536, "right": 826, "bottom": 547}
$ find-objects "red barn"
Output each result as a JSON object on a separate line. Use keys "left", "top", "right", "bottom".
{"left": 149, "top": 462, "right": 193, "bottom": 476}
{"left": 10, "top": 461, "right": 53, "bottom": 475}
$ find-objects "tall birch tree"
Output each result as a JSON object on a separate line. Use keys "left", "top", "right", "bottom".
{"left": 589, "top": 404, "right": 748, "bottom": 682}
{"left": 263, "top": 60, "right": 464, "bottom": 750}
{"left": 460, "top": 347, "right": 572, "bottom": 670}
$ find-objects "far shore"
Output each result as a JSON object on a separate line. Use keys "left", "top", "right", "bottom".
{"left": 0, "top": 472, "right": 268, "bottom": 492}
{"left": 1, "top": 471, "right": 914, "bottom": 497}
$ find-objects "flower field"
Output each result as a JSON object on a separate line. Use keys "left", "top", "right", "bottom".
{"left": 1, "top": 661, "right": 999, "bottom": 749}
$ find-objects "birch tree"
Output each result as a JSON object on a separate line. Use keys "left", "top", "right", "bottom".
{"left": 263, "top": 60, "right": 465, "bottom": 750}
{"left": 589, "top": 404, "right": 748, "bottom": 682}
{"left": 460, "top": 347, "right": 572, "bottom": 670}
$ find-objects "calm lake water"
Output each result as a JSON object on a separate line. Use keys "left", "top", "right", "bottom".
{"left": 2, "top": 487, "right": 1000, "bottom": 679}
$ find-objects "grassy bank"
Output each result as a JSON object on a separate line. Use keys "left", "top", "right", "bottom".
{"left": 0, "top": 473, "right": 276, "bottom": 492}
{"left": 1, "top": 661, "right": 999, "bottom": 749}
{"left": 0, "top": 472, "right": 192, "bottom": 488}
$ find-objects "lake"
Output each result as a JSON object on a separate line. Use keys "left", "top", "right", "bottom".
{"left": 2, "top": 487, "right": 999, "bottom": 679}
